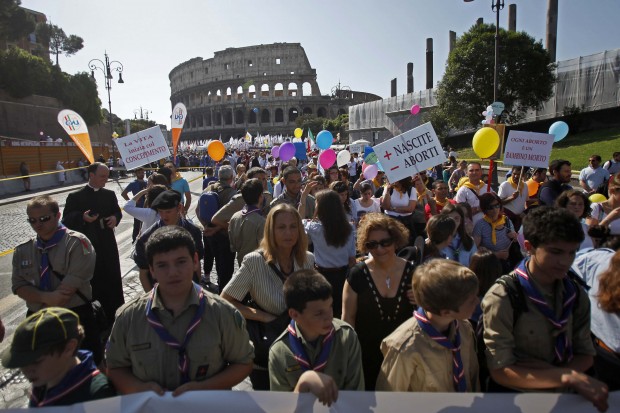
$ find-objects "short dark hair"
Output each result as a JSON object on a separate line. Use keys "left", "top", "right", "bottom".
{"left": 282, "top": 166, "right": 300, "bottom": 180}
{"left": 87, "top": 162, "right": 105, "bottom": 175}
{"left": 205, "top": 167, "right": 214, "bottom": 176}
{"left": 27, "top": 195, "right": 59, "bottom": 215}
{"left": 479, "top": 192, "right": 502, "bottom": 212}
{"left": 522, "top": 206, "right": 584, "bottom": 247}
{"left": 146, "top": 226, "right": 196, "bottom": 265}
{"left": 247, "top": 167, "right": 266, "bottom": 179}
{"left": 548, "top": 159, "right": 571, "bottom": 174}
{"left": 240, "top": 178, "right": 263, "bottom": 206}
{"left": 284, "top": 269, "right": 332, "bottom": 313}
{"left": 157, "top": 167, "right": 173, "bottom": 184}
{"left": 555, "top": 189, "right": 591, "bottom": 219}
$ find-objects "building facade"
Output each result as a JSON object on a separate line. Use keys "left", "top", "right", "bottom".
{"left": 169, "top": 43, "right": 380, "bottom": 141}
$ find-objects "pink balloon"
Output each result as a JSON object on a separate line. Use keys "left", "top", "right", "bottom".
{"left": 361, "top": 162, "right": 368, "bottom": 172}
{"left": 279, "top": 142, "right": 295, "bottom": 161}
{"left": 410, "top": 104, "right": 420, "bottom": 115}
{"left": 363, "top": 164, "right": 378, "bottom": 180}
{"left": 271, "top": 145, "right": 280, "bottom": 159}
{"left": 319, "top": 149, "right": 336, "bottom": 169}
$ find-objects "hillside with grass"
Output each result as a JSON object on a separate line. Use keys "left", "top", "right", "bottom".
{"left": 455, "top": 126, "right": 620, "bottom": 171}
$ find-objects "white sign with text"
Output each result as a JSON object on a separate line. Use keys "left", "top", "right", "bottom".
{"left": 372, "top": 122, "right": 446, "bottom": 183}
{"left": 503, "top": 130, "right": 554, "bottom": 168}
{"left": 114, "top": 126, "right": 170, "bottom": 170}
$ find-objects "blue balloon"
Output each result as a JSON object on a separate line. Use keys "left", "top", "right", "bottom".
{"left": 316, "top": 130, "right": 333, "bottom": 150}
{"left": 549, "top": 121, "right": 569, "bottom": 142}
{"left": 253, "top": 107, "right": 259, "bottom": 114}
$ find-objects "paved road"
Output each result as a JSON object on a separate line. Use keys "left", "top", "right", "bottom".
{"left": 0, "top": 171, "right": 232, "bottom": 408}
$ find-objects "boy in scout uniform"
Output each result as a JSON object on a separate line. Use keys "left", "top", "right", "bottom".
{"left": 106, "top": 226, "right": 254, "bottom": 396}
{"left": 268, "top": 270, "right": 364, "bottom": 407}
{"left": 481, "top": 207, "right": 609, "bottom": 412}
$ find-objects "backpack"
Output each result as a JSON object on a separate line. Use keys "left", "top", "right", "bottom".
{"left": 475, "top": 270, "right": 588, "bottom": 390}
{"left": 197, "top": 184, "right": 236, "bottom": 227}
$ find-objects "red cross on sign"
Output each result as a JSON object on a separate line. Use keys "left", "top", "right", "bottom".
{"left": 384, "top": 150, "right": 393, "bottom": 161}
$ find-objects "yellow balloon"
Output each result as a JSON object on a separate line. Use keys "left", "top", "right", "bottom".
{"left": 294, "top": 128, "right": 303, "bottom": 138}
{"left": 472, "top": 127, "right": 500, "bottom": 159}
{"left": 589, "top": 193, "right": 607, "bottom": 203}
{"left": 272, "top": 177, "right": 279, "bottom": 185}
{"left": 207, "top": 141, "right": 226, "bottom": 161}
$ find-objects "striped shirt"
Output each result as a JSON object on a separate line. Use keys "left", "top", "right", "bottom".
{"left": 222, "top": 250, "right": 315, "bottom": 315}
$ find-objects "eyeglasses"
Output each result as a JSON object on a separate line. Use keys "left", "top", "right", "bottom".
{"left": 27, "top": 215, "right": 52, "bottom": 224}
{"left": 486, "top": 204, "right": 501, "bottom": 210}
{"left": 364, "top": 238, "right": 394, "bottom": 250}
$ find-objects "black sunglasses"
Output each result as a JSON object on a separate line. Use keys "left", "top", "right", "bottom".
{"left": 27, "top": 215, "right": 52, "bottom": 224}
{"left": 364, "top": 238, "right": 394, "bottom": 250}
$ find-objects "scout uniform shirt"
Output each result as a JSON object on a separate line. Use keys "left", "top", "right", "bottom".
{"left": 268, "top": 318, "right": 364, "bottom": 391}
{"left": 106, "top": 286, "right": 254, "bottom": 390}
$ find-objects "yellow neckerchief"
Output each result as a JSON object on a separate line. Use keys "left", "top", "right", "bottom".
{"left": 483, "top": 214, "right": 506, "bottom": 245}
{"left": 171, "top": 171, "right": 182, "bottom": 183}
{"left": 462, "top": 180, "right": 485, "bottom": 193}
{"left": 434, "top": 197, "right": 448, "bottom": 208}
{"left": 507, "top": 175, "right": 524, "bottom": 192}
{"left": 372, "top": 177, "right": 381, "bottom": 188}
{"left": 423, "top": 176, "right": 429, "bottom": 186}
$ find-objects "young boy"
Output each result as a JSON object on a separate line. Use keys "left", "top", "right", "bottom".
{"left": 481, "top": 206, "right": 609, "bottom": 412}
{"left": 1, "top": 307, "right": 115, "bottom": 407}
{"left": 268, "top": 269, "right": 364, "bottom": 406}
{"left": 376, "top": 259, "right": 480, "bottom": 392}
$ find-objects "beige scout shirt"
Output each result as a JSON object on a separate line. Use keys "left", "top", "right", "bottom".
{"left": 212, "top": 191, "right": 273, "bottom": 224}
{"left": 106, "top": 287, "right": 254, "bottom": 390}
{"left": 270, "top": 191, "right": 315, "bottom": 220}
{"left": 481, "top": 276, "right": 595, "bottom": 372}
{"left": 268, "top": 318, "right": 365, "bottom": 391}
{"left": 228, "top": 210, "right": 265, "bottom": 265}
{"left": 12, "top": 230, "right": 95, "bottom": 312}
{"left": 376, "top": 317, "right": 479, "bottom": 392}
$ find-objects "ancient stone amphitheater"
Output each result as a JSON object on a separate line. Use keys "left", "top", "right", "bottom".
{"left": 169, "top": 43, "right": 380, "bottom": 141}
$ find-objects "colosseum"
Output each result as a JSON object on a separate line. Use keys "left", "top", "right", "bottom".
{"left": 169, "top": 43, "right": 381, "bottom": 141}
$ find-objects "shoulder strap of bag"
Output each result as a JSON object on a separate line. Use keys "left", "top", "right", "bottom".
{"left": 259, "top": 251, "right": 287, "bottom": 282}
{"left": 50, "top": 266, "right": 90, "bottom": 305}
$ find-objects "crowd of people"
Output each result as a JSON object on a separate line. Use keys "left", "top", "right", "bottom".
{"left": 2, "top": 146, "right": 619, "bottom": 411}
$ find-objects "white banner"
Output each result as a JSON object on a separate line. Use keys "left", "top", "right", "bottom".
{"left": 373, "top": 122, "right": 446, "bottom": 183}
{"left": 503, "top": 130, "right": 555, "bottom": 168}
{"left": 114, "top": 126, "right": 170, "bottom": 170}
{"left": 7, "top": 390, "right": 616, "bottom": 413}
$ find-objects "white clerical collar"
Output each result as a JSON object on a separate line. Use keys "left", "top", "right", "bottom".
{"left": 87, "top": 183, "right": 100, "bottom": 192}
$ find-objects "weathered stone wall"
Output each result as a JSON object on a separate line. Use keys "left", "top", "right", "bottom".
{"left": 170, "top": 43, "right": 381, "bottom": 140}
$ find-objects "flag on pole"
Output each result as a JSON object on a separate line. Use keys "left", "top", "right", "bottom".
{"left": 245, "top": 131, "right": 252, "bottom": 142}
{"left": 171, "top": 102, "right": 187, "bottom": 161}
{"left": 57, "top": 109, "right": 94, "bottom": 164}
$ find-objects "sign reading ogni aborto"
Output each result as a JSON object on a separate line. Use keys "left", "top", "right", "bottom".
{"left": 373, "top": 122, "right": 446, "bottom": 183}
{"left": 114, "top": 126, "right": 170, "bottom": 170}
{"left": 503, "top": 130, "right": 554, "bottom": 169}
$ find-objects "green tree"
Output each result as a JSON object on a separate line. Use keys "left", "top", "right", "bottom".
{"left": 35, "top": 22, "right": 84, "bottom": 67}
{"left": 323, "top": 114, "right": 349, "bottom": 142}
{"left": 0, "top": 46, "right": 51, "bottom": 97}
{"left": 65, "top": 72, "right": 102, "bottom": 125}
{"left": 295, "top": 114, "right": 327, "bottom": 136}
{"left": 436, "top": 23, "right": 556, "bottom": 129}
{"left": 0, "top": 0, "right": 35, "bottom": 41}
{"left": 129, "top": 118, "right": 157, "bottom": 134}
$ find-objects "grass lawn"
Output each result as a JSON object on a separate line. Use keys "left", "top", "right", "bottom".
{"left": 455, "top": 126, "right": 620, "bottom": 171}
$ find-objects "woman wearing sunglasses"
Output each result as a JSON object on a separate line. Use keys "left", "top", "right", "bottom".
{"left": 342, "top": 213, "right": 416, "bottom": 390}
{"left": 472, "top": 192, "right": 519, "bottom": 273}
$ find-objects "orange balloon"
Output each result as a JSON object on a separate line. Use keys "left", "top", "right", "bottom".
{"left": 207, "top": 140, "right": 226, "bottom": 161}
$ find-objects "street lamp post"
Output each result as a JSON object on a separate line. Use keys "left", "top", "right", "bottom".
{"left": 88, "top": 52, "right": 124, "bottom": 165}
{"left": 134, "top": 106, "right": 151, "bottom": 120}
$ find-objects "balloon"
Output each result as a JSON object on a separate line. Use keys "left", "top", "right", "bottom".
{"left": 472, "top": 127, "right": 500, "bottom": 159}
{"left": 337, "top": 150, "right": 350, "bottom": 167}
{"left": 294, "top": 128, "right": 303, "bottom": 138}
{"left": 279, "top": 142, "right": 295, "bottom": 161}
{"left": 253, "top": 107, "right": 259, "bottom": 113}
{"left": 272, "top": 177, "right": 279, "bottom": 185}
{"left": 316, "top": 130, "right": 333, "bottom": 150}
{"left": 589, "top": 193, "right": 607, "bottom": 203}
{"left": 363, "top": 164, "right": 378, "bottom": 180}
{"left": 549, "top": 121, "right": 569, "bottom": 142}
{"left": 410, "top": 104, "right": 420, "bottom": 115}
{"left": 319, "top": 149, "right": 336, "bottom": 169}
{"left": 207, "top": 140, "right": 226, "bottom": 161}
{"left": 271, "top": 145, "right": 280, "bottom": 159}
{"left": 361, "top": 162, "right": 368, "bottom": 172}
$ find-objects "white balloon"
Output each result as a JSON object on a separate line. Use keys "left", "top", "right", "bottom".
{"left": 336, "top": 150, "right": 351, "bottom": 168}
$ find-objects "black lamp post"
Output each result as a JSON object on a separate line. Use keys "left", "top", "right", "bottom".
{"left": 88, "top": 52, "right": 124, "bottom": 165}
{"left": 134, "top": 106, "right": 151, "bottom": 120}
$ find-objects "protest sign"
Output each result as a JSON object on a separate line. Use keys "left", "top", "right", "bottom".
{"left": 503, "top": 130, "right": 554, "bottom": 169}
{"left": 372, "top": 122, "right": 446, "bottom": 183}
{"left": 114, "top": 126, "right": 170, "bottom": 170}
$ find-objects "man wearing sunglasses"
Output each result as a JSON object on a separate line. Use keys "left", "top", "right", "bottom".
{"left": 12, "top": 195, "right": 103, "bottom": 363}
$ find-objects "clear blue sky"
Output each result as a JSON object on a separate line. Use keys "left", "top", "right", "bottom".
{"left": 21, "top": 0, "right": 620, "bottom": 130}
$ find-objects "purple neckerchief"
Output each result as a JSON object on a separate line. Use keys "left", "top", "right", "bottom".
{"left": 35, "top": 225, "right": 67, "bottom": 291}
{"left": 241, "top": 205, "right": 261, "bottom": 217}
{"left": 287, "top": 320, "right": 335, "bottom": 372}
{"left": 515, "top": 259, "right": 576, "bottom": 364}
{"left": 414, "top": 307, "right": 467, "bottom": 392}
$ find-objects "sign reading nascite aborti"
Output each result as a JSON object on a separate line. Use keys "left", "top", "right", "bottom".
{"left": 373, "top": 122, "right": 446, "bottom": 183}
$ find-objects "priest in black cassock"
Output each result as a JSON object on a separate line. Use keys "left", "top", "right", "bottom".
{"left": 62, "top": 162, "right": 124, "bottom": 325}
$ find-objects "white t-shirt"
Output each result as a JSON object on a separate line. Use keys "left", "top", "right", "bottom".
{"left": 353, "top": 198, "right": 381, "bottom": 222}
{"left": 382, "top": 186, "right": 418, "bottom": 217}
{"left": 498, "top": 181, "right": 528, "bottom": 215}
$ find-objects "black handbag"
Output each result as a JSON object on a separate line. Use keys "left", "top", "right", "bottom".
{"left": 243, "top": 254, "right": 291, "bottom": 368}
{"left": 51, "top": 269, "right": 109, "bottom": 332}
